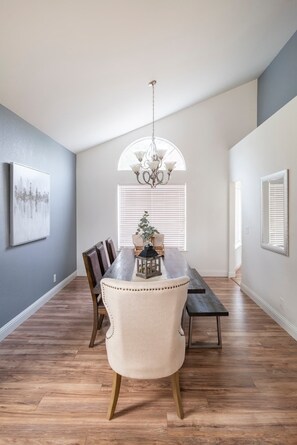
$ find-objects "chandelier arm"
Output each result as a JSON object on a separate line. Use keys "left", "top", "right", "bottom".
{"left": 135, "top": 173, "right": 147, "bottom": 185}
{"left": 157, "top": 172, "right": 171, "bottom": 186}
{"left": 143, "top": 170, "right": 155, "bottom": 187}
{"left": 156, "top": 170, "right": 165, "bottom": 185}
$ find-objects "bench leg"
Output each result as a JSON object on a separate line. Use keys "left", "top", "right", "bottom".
{"left": 187, "top": 315, "right": 223, "bottom": 349}
{"left": 216, "top": 316, "right": 222, "bottom": 348}
{"left": 188, "top": 315, "right": 193, "bottom": 348}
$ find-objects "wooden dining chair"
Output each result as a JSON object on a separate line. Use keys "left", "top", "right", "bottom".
{"left": 82, "top": 246, "right": 107, "bottom": 347}
{"left": 101, "top": 276, "right": 190, "bottom": 420}
{"left": 95, "top": 241, "right": 109, "bottom": 275}
{"left": 105, "top": 237, "right": 117, "bottom": 265}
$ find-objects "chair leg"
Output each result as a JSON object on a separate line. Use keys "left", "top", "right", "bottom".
{"left": 171, "top": 371, "right": 184, "bottom": 419}
{"left": 98, "top": 313, "right": 105, "bottom": 330}
{"left": 107, "top": 372, "right": 122, "bottom": 420}
{"left": 89, "top": 300, "right": 99, "bottom": 348}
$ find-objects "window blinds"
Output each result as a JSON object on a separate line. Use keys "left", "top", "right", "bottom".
{"left": 261, "top": 169, "right": 288, "bottom": 256}
{"left": 118, "top": 185, "right": 186, "bottom": 250}
{"left": 268, "top": 182, "right": 285, "bottom": 247}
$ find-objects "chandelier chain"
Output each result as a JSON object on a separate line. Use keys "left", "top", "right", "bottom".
{"left": 152, "top": 81, "right": 155, "bottom": 141}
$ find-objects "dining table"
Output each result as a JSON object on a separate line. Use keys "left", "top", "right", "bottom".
{"left": 102, "top": 247, "right": 206, "bottom": 294}
{"left": 102, "top": 247, "right": 229, "bottom": 349}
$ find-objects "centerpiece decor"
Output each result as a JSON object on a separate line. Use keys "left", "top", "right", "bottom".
{"left": 134, "top": 211, "right": 162, "bottom": 278}
{"left": 132, "top": 211, "right": 165, "bottom": 256}
{"left": 136, "top": 210, "right": 159, "bottom": 245}
{"left": 136, "top": 251, "right": 162, "bottom": 279}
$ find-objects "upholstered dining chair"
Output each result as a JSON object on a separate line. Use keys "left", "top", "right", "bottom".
{"left": 101, "top": 276, "right": 190, "bottom": 420}
{"left": 105, "top": 237, "right": 117, "bottom": 265}
{"left": 95, "top": 241, "right": 109, "bottom": 275}
{"left": 82, "top": 246, "right": 107, "bottom": 347}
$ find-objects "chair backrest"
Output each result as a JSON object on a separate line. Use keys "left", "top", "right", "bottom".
{"left": 82, "top": 246, "right": 103, "bottom": 294}
{"left": 95, "top": 241, "right": 109, "bottom": 275}
{"left": 101, "top": 276, "right": 189, "bottom": 380}
{"left": 152, "top": 233, "right": 164, "bottom": 247}
{"left": 105, "top": 237, "right": 117, "bottom": 265}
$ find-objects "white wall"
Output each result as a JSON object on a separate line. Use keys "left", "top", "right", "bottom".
{"left": 77, "top": 81, "right": 257, "bottom": 276}
{"left": 234, "top": 246, "right": 242, "bottom": 271}
{"left": 230, "top": 96, "right": 297, "bottom": 340}
{"left": 228, "top": 181, "right": 242, "bottom": 277}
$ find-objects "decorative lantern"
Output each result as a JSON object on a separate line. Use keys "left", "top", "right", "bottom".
{"left": 136, "top": 245, "right": 162, "bottom": 279}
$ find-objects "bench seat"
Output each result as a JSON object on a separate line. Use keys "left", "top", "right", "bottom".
{"left": 185, "top": 269, "right": 229, "bottom": 349}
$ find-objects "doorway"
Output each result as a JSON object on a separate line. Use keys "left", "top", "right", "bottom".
{"left": 229, "top": 181, "right": 242, "bottom": 285}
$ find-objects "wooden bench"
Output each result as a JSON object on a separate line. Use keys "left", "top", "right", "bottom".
{"left": 185, "top": 269, "right": 229, "bottom": 349}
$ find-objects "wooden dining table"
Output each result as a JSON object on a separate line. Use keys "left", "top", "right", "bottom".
{"left": 102, "top": 247, "right": 206, "bottom": 294}
{"left": 102, "top": 247, "right": 229, "bottom": 349}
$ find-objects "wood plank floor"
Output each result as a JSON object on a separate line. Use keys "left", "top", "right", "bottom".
{"left": 0, "top": 277, "right": 297, "bottom": 444}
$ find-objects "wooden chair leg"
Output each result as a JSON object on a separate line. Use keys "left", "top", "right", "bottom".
{"left": 171, "top": 371, "right": 184, "bottom": 419}
{"left": 98, "top": 313, "right": 105, "bottom": 330}
{"left": 107, "top": 372, "right": 122, "bottom": 420}
{"left": 89, "top": 299, "right": 99, "bottom": 348}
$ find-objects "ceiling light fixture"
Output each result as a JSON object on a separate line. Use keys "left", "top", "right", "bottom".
{"left": 131, "top": 80, "right": 176, "bottom": 188}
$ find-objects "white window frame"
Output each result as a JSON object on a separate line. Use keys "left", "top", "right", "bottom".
{"left": 261, "top": 169, "right": 289, "bottom": 256}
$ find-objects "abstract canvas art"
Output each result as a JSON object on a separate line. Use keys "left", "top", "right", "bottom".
{"left": 10, "top": 163, "right": 50, "bottom": 246}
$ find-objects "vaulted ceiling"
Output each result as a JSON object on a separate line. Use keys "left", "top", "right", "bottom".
{"left": 1, "top": 0, "right": 297, "bottom": 152}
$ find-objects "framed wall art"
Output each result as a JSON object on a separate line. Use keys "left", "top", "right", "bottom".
{"left": 10, "top": 163, "right": 50, "bottom": 246}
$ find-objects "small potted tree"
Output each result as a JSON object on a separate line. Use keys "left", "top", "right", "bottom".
{"left": 132, "top": 211, "right": 164, "bottom": 256}
{"left": 134, "top": 211, "right": 162, "bottom": 278}
{"left": 136, "top": 211, "right": 159, "bottom": 245}
{"left": 132, "top": 211, "right": 158, "bottom": 255}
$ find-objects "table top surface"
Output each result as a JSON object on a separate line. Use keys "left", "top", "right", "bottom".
{"left": 103, "top": 247, "right": 206, "bottom": 294}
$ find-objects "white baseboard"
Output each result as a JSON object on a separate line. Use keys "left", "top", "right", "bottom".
{"left": 241, "top": 283, "right": 297, "bottom": 341}
{"left": 0, "top": 271, "right": 77, "bottom": 342}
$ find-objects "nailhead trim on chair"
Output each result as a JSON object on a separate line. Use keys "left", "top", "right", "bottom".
{"left": 101, "top": 287, "right": 114, "bottom": 339}
{"left": 101, "top": 280, "right": 190, "bottom": 292}
{"left": 101, "top": 279, "right": 190, "bottom": 340}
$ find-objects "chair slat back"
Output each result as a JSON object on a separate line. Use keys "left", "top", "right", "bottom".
{"left": 105, "top": 237, "right": 117, "bottom": 265}
{"left": 82, "top": 246, "right": 103, "bottom": 294}
{"left": 95, "top": 241, "right": 109, "bottom": 275}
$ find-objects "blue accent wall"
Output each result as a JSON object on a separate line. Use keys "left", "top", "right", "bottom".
{"left": 258, "top": 30, "right": 297, "bottom": 125}
{"left": 0, "top": 105, "right": 76, "bottom": 329}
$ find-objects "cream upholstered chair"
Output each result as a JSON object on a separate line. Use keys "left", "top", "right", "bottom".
{"left": 101, "top": 276, "right": 189, "bottom": 420}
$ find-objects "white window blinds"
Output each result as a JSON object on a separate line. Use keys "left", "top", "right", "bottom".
{"left": 261, "top": 169, "right": 288, "bottom": 256}
{"left": 268, "top": 182, "right": 285, "bottom": 247}
{"left": 118, "top": 185, "right": 186, "bottom": 250}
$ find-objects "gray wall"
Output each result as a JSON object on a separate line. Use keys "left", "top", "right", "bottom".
{"left": 0, "top": 105, "right": 76, "bottom": 329}
{"left": 258, "top": 30, "right": 297, "bottom": 125}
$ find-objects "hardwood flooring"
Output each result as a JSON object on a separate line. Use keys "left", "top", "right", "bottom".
{"left": 0, "top": 277, "right": 297, "bottom": 444}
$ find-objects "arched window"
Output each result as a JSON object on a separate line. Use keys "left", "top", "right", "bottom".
{"left": 118, "top": 137, "right": 186, "bottom": 171}
{"left": 117, "top": 138, "right": 187, "bottom": 250}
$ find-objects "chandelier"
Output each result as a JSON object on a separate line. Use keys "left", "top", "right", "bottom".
{"left": 130, "top": 80, "right": 176, "bottom": 188}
